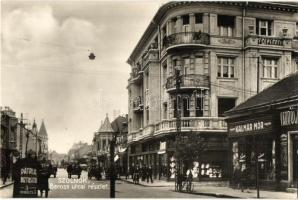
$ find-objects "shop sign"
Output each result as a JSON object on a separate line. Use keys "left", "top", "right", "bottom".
{"left": 157, "top": 142, "right": 166, "bottom": 154}
{"left": 13, "top": 158, "right": 38, "bottom": 198}
{"left": 280, "top": 110, "right": 298, "bottom": 127}
{"left": 229, "top": 117, "right": 272, "bottom": 136}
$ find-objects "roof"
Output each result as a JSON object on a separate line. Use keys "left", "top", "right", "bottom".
{"left": 225, "top": 72, "right": 298, "bottom": 116}
{"left": 98, "top": 114, "right": 114, "bottom": 133}
{"left": 127, "top": 1, "right": 298, "bottom": 64}
{"left": 111, "top": 115, "right": 128, "bottom": 133}
{"left": 39, "top": 120, "right": 48, "bottom": 136}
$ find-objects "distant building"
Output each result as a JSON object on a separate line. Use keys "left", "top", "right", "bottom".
{"left": 92, "top": 114, "right": 114, "bottom": 168}
{"left": 68, "top": 141, "right": 92, "bottom": 162}
{"left": 0, "top": 107, "right": 18, "bottom": 180}
{"left": 38, "top": 120, "right": 48, "bottom": 157}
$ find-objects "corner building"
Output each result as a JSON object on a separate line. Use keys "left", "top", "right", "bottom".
{"left": 126, "top": 1, "right": 298, "bottom": 181}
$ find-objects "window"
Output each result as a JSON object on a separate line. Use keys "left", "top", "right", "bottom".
{"left": 218, "top": 15, "right": 235, "bottom": 37}
{"left": 195, "top": 14, "right": 203, "bottom": 24}
{"left": 263, "top": 58, "right": 278, "bottom": 78}
{"left": 163, "top": 103, "right": 167, "bottom": 119}
{"left": 256, "top": 19, "right": 272, "bottom": 36}
{"left": 218, "top": 98, "right": 236, "bottom": 117}
{"left": 217, "top": 57, "right": 235, "bottom": 78}
{"left": 296, "top": 22, "right": 298, "bottom": 37}
{"left": 146, "top": 109, "right": 149, "bottom": 124}
{"left": 195, "top": 95, "right": 203, "bottom": 117}
{"left": 183, "top": 58, "right": 191, "bottom": 75}
{"left": 182, "top": 15, "right": 189, "bottom": 25}
{"left": 172, "top": 17, "right": 178, "bottom": 33}
{"left": 182, "top": 97, "right": 190, "bottom": 117}
{"left": 195, "top": 57, "right": 203, "bottom": 74}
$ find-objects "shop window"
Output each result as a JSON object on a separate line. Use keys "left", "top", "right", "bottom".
{"left": 218, "top": 15, "right": 235, "bottom": 37}
{"left": 256, "top": 19, "right": 273, "bottom": 36}
{"left": 217, "top": 57, "right": 235, "bottom": 78}
{"left": 218, "top": 98, "right": 236, "bottom": 117}
{"left": 262, "top": 58, "right": 278, "bottom": 78}
{"left": 195, "top": 14, "right": 203, "bottom": 24}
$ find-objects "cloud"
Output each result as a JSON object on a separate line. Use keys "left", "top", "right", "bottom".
{"left": 2, "top": 5, "right": 103, "bottom": 69}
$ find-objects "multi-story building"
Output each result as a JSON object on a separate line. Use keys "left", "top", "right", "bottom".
{"left": 126, "top": 1, "right": 298, "bottom": 181}
{"left": 0, "top": 107, "right": 18, "bottom": 180}
{"left": 92, "top": 114, "right": 114, "bottom": 168}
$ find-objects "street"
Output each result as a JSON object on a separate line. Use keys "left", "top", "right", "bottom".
{"left": 0, "top": 169, "right": 212, "bottom": 198}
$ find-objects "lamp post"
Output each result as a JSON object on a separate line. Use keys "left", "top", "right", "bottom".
{"left": 295, "top": 135, "right": 298, "bottom": 199}
{"left": 173, "top": 65, "right": 182, "bottom": 191}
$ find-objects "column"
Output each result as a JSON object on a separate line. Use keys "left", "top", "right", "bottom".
{"left": 189, "top": 13, "right": 195, "bottom": 32}
{"left": 203, "top": 13, "right": 209, "bottom": 34}
{"left": 176, "top": 16, "right": 182, "bottom": 33}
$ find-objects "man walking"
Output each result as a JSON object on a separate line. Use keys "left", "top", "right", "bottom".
{"left": 147, "top": 165, "right": 153, "bottom": 183}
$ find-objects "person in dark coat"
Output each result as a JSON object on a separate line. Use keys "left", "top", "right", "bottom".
{"left": 146, "top": 166, "right": 153, "bottom": 183}
{"left": 38, "top": 159, "right": 51, "bottom": 198}
{"left": 66, "top": 164, "right": 72, "bottom": 178}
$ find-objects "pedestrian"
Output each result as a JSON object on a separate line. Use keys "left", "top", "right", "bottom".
{"left": 66, "top": 163, "right": 72, "bottom": 178}
{"left": 186, "top": 168, "right": 193, "bottom": 191}
{"left": 240, "top": 164, "right": 247, "bottom": 192}
{"left": 133, "top": 166, "right": 140, "bottom": 184}
{"left": 38, "top": 158, "right": 51, "bottom": 198}
{"left": 147, "top": 165, "right": 153, "bottom": 183}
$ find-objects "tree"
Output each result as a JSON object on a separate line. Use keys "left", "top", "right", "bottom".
{"left": 174, "top": 131, "right": 207, "bottom": 191}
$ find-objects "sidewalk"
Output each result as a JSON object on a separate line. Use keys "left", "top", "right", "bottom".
{"left": 120, "top": 177, "right": 297, "bottom": 199}
{"left": 0, "top": 179, "right": 13, "bottom": 189}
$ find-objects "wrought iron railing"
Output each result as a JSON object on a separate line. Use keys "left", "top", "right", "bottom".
{"left": 166, "top": 74, "right": 210, "bottom": 90}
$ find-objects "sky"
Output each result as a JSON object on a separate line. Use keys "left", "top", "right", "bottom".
{"left": 1, "top": 0, "right": 166, "bottom": 154}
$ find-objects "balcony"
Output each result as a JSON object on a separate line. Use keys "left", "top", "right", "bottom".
{"left": 163, "top": 32, "right": 210, "bottom": 51}
{"left": 245, "top": 35, "right": 292, "bottom": 49}
{"left": 129, "top": 66, "right": 143, "bottom": 84}
{"left": 166, "top": 74, "right": 210, "bottom": 93}
{"left": 132, "top": 96, "right": 143, "bottom": 113}
{"left": 127, "top": 125, "right": 154, "bottom": 144}
{"left": 154, "top": 117, "right": 227, "bottom": 136}
{"left": 293, "top": 38, "right": 298, "bottom": 51}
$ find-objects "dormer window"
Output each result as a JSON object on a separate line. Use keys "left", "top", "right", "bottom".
{"left": 218, "top": 15, "right": 235, "bottom": 37}
{"left": 256, "top": 19, "right": 273, "bottom": 36}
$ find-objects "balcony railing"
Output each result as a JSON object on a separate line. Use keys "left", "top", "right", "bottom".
{"left": 166, "top": 74, "right": 210, "bottom": 91}
{"left": 163, "top": 32, "right": 210, "bottom": 49}
{"left": 132, "top": 96, "right": 143, "bottom": 112}
{"left": 127, "top": 125, "right": 154, "bottom": 144}
{"left": 245, "top": 35, "right": 292, "bottom": 48}
{"left": 154, "top": 117, "right": 227, "bottom": 135}
{"left": 128, "top": 117, "right": 227, "bottom": 143}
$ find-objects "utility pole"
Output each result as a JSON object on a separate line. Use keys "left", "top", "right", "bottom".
{"left": 110, "top": 137, "right": 116, "bottom": 198}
